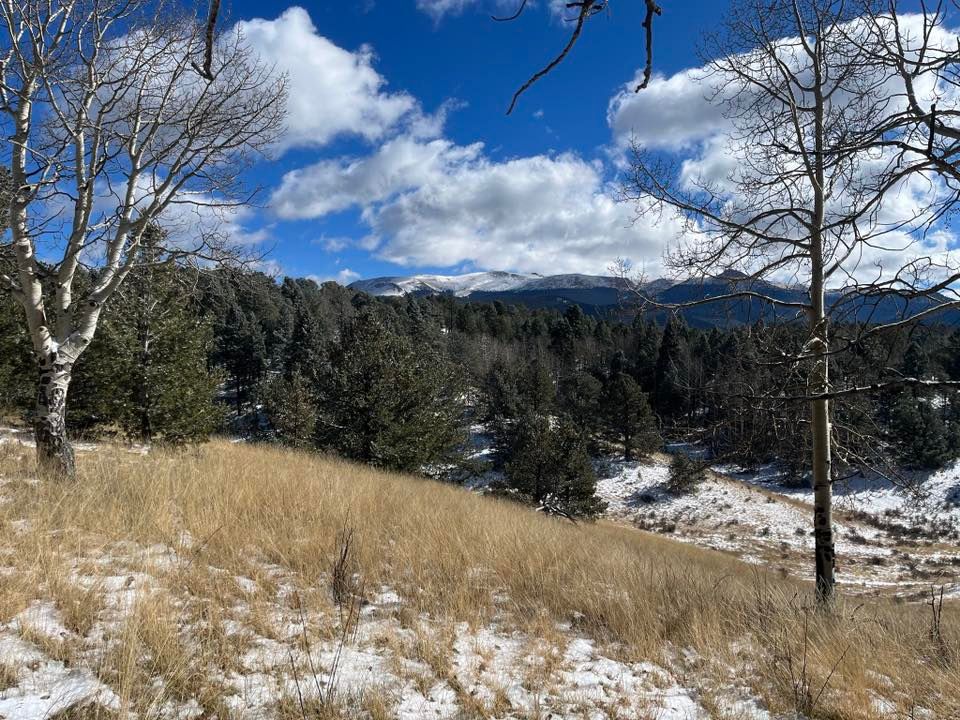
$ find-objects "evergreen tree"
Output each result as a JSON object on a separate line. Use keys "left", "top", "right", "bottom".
{"left": 902, "top": 339, "right": 931, "bottom": 380}
{"left": 70, "top": 235, "right": 221, "bottom": 443}
{"left": 558, "top": 370, "right": 603, "bottom": 435}
{"left": 520, "top": 356, "right": 555, "bottom": 413}
{"left": 282, "top": 289, "right": 325, "bottom": 381}
{"left": 214, "top": 301, "right": 267, "bottom": 416}
{"left": 504, "top": 413, "right": 605, "bottom": 518}
{"left": 666, "top": 453, "right": 706, "bottom": 495}
{"left": 631, "top": 317, "right": 661, "bottom": 392}
{"left": 0, "top": 296, "right": 33, "bottom": 416}
{"left": 654, "top": 316, "right": 690, "bottom": 420}
{"left": 483, "top": 358, "right": 523, "bottom": 422}
{"left": 601, "top": 372, "right": 660, "bottom": 460}
{"left": 262, "top": 371, "right": 317, "bottom": 449}
{"left": 890, "top": 395, "right": 952, "bottom": 469}
{"left": 314, "top": 311, "right": 465, "bottom": 474}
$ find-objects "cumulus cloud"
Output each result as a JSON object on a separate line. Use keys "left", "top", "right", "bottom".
{"left": 307, "top": 268, "right": 361, "bottom": 285}
{"left": 271, "top": 136, "right": 484, "bottom": 219}
{"left": 608, "top": 69, "right": 727, "bottom": 152}
{"left": 367, "top": 152, "right": 679, "bottom": 274}
{"left": 237, "top": 7, "right": 415, "bottom": 150}
{"left": 271, "top": 129, "right": 679, "bottom": 275}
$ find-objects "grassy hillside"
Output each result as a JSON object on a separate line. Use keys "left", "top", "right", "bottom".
{"left": 0, "top": 439, "right": 957, "bottom": 718}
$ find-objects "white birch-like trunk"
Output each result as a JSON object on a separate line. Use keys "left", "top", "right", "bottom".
{"left": 810, "top": 47, "right": 836, "bottom": 603}
{"left": 34, "top": 356, "right": 76, "bottom": 480}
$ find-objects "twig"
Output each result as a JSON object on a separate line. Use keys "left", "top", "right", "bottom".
{"left": 506, "top": 0, "right": 598, "bottom": 115}
{"left": 492, "top": 0, "right": 528, "bottom": 21}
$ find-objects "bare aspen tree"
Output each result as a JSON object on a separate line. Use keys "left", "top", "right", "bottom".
{"left": 857, "top": 2, "right": 960, "bottom": 195}
{"left": 0, "top": 0, "right": 287, "bottom": 479}
{"left": 624, "top": 0, "right": 960, "bottom": 601}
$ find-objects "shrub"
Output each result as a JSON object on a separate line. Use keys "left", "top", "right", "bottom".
{"left": 666, "top": 453, "right": 705, "bottom": 495}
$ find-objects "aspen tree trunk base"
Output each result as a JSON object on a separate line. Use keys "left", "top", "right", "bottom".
{"left": 814, "top": 519, "right": 836, "bottom": 604}
{"left": 34, "top": 366, "right": 76, "bottom": 481}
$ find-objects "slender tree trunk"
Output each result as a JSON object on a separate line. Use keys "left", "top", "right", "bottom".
{"left": 810, "top": 48, "right": 835, "bottom": 602}
{"left": 809, "top": 311, "right": 835, "bottom": 602}
{"left": 138, "top": 321, "right": 153, "bottom": 444}
{"left": 34, "top": 360, "right": 76, "bottom": 480}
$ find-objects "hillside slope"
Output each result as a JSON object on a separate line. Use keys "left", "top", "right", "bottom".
{"left": 0, "top": 438, "right": 957, "bottom": 719}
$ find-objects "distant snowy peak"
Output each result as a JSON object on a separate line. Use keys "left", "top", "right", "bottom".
{"left": 349, "top": 271, "right": 632, "bottom": 297}
{"left": 349, "top": 271, "right": 536, "bottom": 297}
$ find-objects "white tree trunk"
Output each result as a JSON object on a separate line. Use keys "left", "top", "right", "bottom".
{"left": 810, "top": 322, "right": 835, "bottom": 602}
{"left": 34, "top": 356, "right": 76, "bottom": 480}
{"left": 809, "top": 33, "right": 836, "bottom": 604}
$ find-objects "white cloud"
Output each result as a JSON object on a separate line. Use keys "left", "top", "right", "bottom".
{"left": 307, "top": 268, "right": 361, "bottom": 285}
{"left": 271, "top": 136, "right": 483, "bottom": 219}
{"left": 272, "top": 129, "right": 678, "bottom": 275}
{"left": 312, "top": 236, "right": 353, "bottom": 253}
{"left": 337, "top": 268, "right": 361, "bottom": 283}
{"left": 364, "top": 150, "right": 677, "bottom": 275}
{"left": 368, "top": 153, "right": 672, "bottom": 274}
{"left": 237, "top": 7, "right": 415, "bottom": 150}
{"left": 608, "top": 69, "right": 727, "bottom": 151}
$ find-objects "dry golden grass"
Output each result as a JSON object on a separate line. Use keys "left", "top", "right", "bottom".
{"left": 0, "top": 439, "right": 958, "bottom": 719}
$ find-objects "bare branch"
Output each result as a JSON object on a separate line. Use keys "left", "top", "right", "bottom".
{"left": 635, "top": 0, "right": 662, "bottom": 91}
{"left": 191, "top": 0, "right": 221, "bottom": 81}
{"left": 492, "top": 0, "right": 529, "bottom": 22}
{"left": 506, "top": 0, "right": 662, "bottom": 114}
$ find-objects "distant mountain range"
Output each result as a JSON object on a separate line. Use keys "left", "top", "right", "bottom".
{"left": 349, "top": 270, "right": 960, "bottom": 328}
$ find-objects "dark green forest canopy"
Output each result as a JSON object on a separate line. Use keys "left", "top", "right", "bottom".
{"left": 3, "top": 269, "right": 960, "bottom": 491}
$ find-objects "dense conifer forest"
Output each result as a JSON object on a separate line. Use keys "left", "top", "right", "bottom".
{"left": 3, "top": 267, "right": 958, "bottom": 517}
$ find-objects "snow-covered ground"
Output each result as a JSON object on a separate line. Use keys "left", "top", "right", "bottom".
{"left": 0, "top": 538, "right": 758, "bottom": 719}
{"left": 0, "top": 426, "right": 102, "bottom": 453}
{"left": 460, "top": 425, "right": 960, "bottom": 599}
{"left": 596, "top": 454, "right": 960, "bottom": 600}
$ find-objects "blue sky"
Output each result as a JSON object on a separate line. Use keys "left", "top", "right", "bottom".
{"left": 220, "top": 0, "right": 725, "bottom": 283}
{"left": 212, "top": 0, "right": 949, "bottom": 286}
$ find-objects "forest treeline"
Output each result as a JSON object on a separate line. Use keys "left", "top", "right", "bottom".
{"left": 2, "top": 266, "right": 959, "bottom": 516}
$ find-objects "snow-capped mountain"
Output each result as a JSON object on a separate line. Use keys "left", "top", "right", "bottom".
{"left": 349, "top": 271, "right": 537, "bottom": 297}
{"left": 348, "top": 270, "right": 960, "bottom": 327}
{"left": 348, "top": 271, "right": 630, "bottom": 297}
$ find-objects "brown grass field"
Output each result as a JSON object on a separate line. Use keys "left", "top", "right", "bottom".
{"left": 0, "top": 439, "right": 958, "bottom": 718}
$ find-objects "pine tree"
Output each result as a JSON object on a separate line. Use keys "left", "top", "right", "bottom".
{"left": 666, "top": 453, "right": 705, "bottom": 495}
{"left": 282, "top": 292, "right": 325, "bottom": 381}
{"left": 654, "top": 316, "right": 690, "bottom": 420}
{"left": 214, "top": 301, "right": 267, "bottom": 417}
{"left": 503, "top": 411, "right": 554, "bottom": 501}
{"left": 891, "top": 395, "right": 952, "bottom": 470}
{"left": 902, "top": 339, "right": 931, "bottom": 380}
{"left": 550, "top": 419, "right": 607, "bottom": 517}
{"left": 631, "top": 317, "right": 661, "bottom": 393}
{"left": 601, "top": 372, "right": 660, "bottom": 460}
{"left": 70, "top": 233, "right": 221, "bottom": 443}
{"left": 261, "top": 371, "right": 317, "bottom": 449}
{"left": 0, "top": 296, "right": 33, "bottom": 416}
{"left": 521, "top": 356, "right": 555, "bottom": 413}
{"left": 314, "top": 311, "right": 465, "bottom": 474}
{"left": 504, "top": 413, "right": 605, "bottom": 518}
{"left": 558, "top": 370, "right": 603, "bottom": 435}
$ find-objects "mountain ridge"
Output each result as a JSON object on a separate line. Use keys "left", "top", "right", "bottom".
{"left": 348, "top": 271, "right": 960, "bottom": 327}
